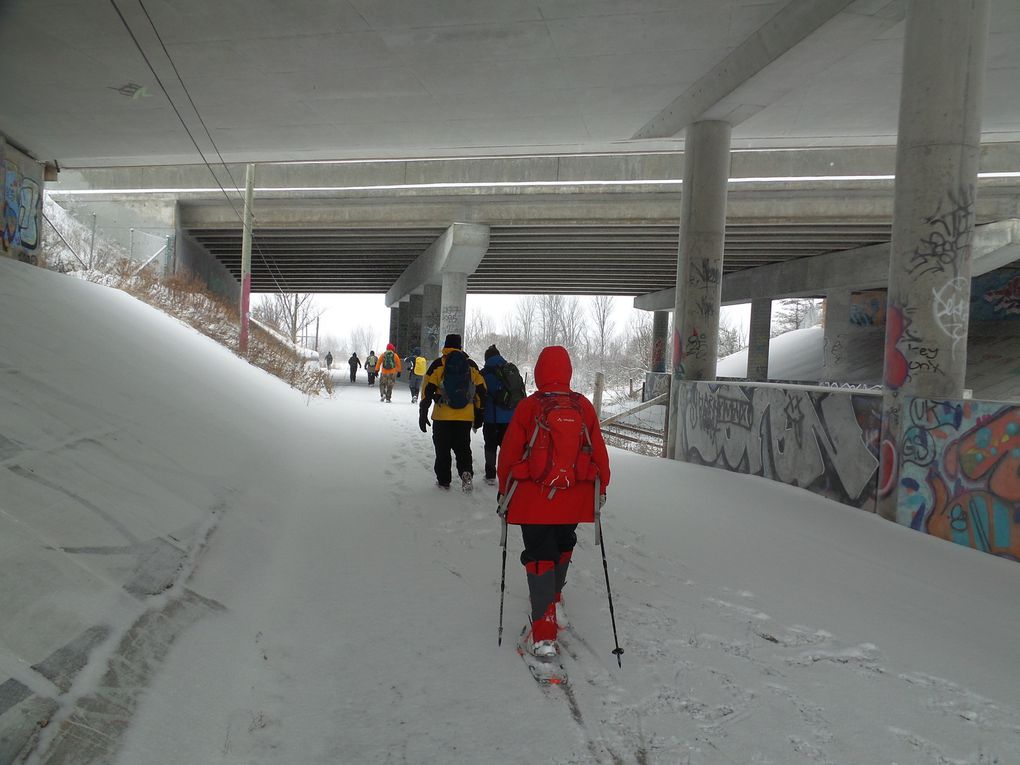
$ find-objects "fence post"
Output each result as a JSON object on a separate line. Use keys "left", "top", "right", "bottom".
{"left": 593, "top": 372, "right": 605, "bottom": 420}
{"left": 661, "top": 397, "right": 671, "bottom": 458}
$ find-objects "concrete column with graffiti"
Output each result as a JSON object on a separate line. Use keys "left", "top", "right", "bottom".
{"left": 407, "top": 292, "right": 423, "bottom": 355}
{"left": 822, "top": 290, "right": 851, "bottom": 382}
{"left": 388, "top": 304, "right": 400, "bottom": 348}
{"left": 878, "top": 0, "right": 990, "bottom": 520}
{"left": 746, "top": 298, "right": 772, "bottom": 382}
{"left": 1, "top": 137, "right": 44, "bottom": 265}
{"left": 397, "top": 297, "right": 411, "bottom": 355}
{"left": 651, "top": 310, "right": 669, "bottom": 373}
{"left": 666, "top": 120, "right": 732, "bottom": 458}
{"left": 438, "top": 270, "right": 468, "bottom": 348}
{"left": 420, "top": 283, "right": 442, "bottom": 361}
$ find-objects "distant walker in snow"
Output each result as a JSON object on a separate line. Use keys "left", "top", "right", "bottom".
{"left": 497, "top": 345, "right": 611, "bottom": 661}
{"left": 347, "top": 352, "right": 360, "bottom": 382}
{"left": 376, "top": 344, "right": 402, "bottom": 402}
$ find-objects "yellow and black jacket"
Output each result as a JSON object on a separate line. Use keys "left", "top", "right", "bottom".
{"left": 419, "top": 347, "right": 487, "bottom": 423}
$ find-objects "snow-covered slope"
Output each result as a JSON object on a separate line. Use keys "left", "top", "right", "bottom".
{"left": 2, "top": 257, "right": 1019, "bottom": 765}
{"left": 717, "top": 326, "right": 825, "bottom": 381}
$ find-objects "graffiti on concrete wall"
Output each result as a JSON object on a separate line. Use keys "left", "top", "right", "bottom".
{"left": 971, "top": 265, "right": 1020, "bottom": 321}
{"left": 897, "top": 396, "right": 1020, "bottom": 560}
{"left": 1, "top": 147, "right": 43, "bottom": 263}
{"left": 678, "top": 382, "right": 882, "bottom": 510}
{"left": 849, "top": 290, "right": 887, "bottom": 327}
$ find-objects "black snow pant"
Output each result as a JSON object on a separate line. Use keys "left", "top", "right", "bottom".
{"left": 349, "top": 366, "right": 358, "bottom": 382}
{"left": 431, "top": 420, "right": 473, "bottom": 486}
{"left": 520, "top": 524, "right": 578, "bottom": 624}
{"left": 482, "top": 422, "right": 508, "bottom": 480}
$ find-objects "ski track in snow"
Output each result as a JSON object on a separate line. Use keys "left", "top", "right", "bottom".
{"left": 307, "top": 388, "right": 1020, "bottom": 765}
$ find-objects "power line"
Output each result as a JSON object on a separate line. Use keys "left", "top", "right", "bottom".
{"left": 107, "top": 0, "right": 292, "bottom": 295}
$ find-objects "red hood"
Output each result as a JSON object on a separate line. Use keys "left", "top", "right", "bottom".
{"left": 534, "top": 346, "right": 572, "bottom": 391}
{"left": 386, "top": 343, "right": 395, "bottom": 351}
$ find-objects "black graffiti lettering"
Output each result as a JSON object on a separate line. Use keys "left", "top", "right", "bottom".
{"left": 906, "top": 187, "right": 975, "bottom": 279}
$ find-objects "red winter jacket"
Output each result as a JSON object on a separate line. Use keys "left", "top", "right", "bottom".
{"left": 497, "top": 346, "right": 611, "bottom": 525}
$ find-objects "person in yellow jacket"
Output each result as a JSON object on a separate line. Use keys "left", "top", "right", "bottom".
{"left": 418, "top": 333, "right": 487, "bottom": 491}
{"left": 408, "top": 348, "right": 428, "bottom": 403}
{"left": 376, "top": 343, "right": 402, "bottom": 402}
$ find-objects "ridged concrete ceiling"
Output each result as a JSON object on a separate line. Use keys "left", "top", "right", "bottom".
{"left": 192, "top": 223, "right": 892, "bottom": 294}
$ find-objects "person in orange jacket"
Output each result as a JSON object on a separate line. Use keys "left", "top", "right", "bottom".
{"left": 496, "top": 345, "right": 610, "bottom": 659}
{"left": 375, "top": 343, "right": 402, "bottom": 402}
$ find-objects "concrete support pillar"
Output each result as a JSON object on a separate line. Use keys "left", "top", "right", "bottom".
{"left": 420, "top": 283, "right": 443, "bottom": 360}
{"left": 439, "top": 271, "right": 469, "bottom": 349}
{"left": 651, "top": 310, "right": 669, "bottom": 373}
{"left": 397, "top": 297, "right": 411, "bottom": 355}
{"left": 666, "top": 120, "right": 732, "bottom": 459}
{"left": 746, "top": 298, "right": 772, "bottom": 382}
{"left": 388, "top": 305, "right": 400, "bottom": 348}
{"left": 878, "top": 0, "right": 989, "bottom": 520}
{"left": 822, "top": 290, "right": 851, "bottom": 382}
{"left": 407, "top": 292, "right": 424, "bottom": 354}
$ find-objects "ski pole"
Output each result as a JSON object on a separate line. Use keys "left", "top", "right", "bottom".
{"left": 595, "top": 476, "right": 624, "bottom": 667}
{"left": 496, "top": 479, "right": 517, "bottom": 646}
{"left": 497, "top": 530, "right": 508, "bottom": 646}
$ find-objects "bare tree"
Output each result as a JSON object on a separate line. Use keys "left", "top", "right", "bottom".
{"left": 345, "top": 324, "right": 381, "bottom": 356}
{"left": 589, "top": 294, "right": 616, "bottom": 370}
{"left": 254, "top": 293, "right": 321, "bottom": 344}
{"left": 717, "top": 316, "right": 748, "bottom": 357}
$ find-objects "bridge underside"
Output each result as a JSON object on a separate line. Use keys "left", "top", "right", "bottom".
{"left": 189, "top": 221, "right": 893, "bottom": 294}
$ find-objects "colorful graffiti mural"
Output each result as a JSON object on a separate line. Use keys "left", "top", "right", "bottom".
{"left": 678, "top": 382, "right": 882, "bottom": 510}
{"left": 898, "top": 396, "right": 1020, "bottom": 560}
{"left": 849, "top": 289, "right": 887, "bottom": 327}
{"left": 1, "top": 145, "right": 42, "bottom": 262}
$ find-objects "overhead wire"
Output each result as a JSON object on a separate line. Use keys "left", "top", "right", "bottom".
{"left": 107, "top": 0, "right": 292, "bottom": 294}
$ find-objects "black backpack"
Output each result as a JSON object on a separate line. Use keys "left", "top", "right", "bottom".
{"left": 440, "top": 350, "right": 475, "bottom": 409}
{"left": 493, "top": 362, "right": 526, "bottom": 409}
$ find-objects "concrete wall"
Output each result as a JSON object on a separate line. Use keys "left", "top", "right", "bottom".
{"left": 892, "top": 395, "right": 1020, "bottom": 560}
{"left": 1, "top": 138, "right": 43, "bottom": 265}
{"left": 174, "top": 222, "right": 240, "bottom": 303}
{"left": 677, "top": 381, "right": 882, "bottom": 510}
{"left": 57, "top": 198, "right": 175, "bottom": 264}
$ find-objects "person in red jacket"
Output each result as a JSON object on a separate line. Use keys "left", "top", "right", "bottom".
{"left": 496, "top": 345, "right": 611, "bottom": 658}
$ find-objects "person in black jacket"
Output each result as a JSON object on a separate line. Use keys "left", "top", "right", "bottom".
{"left": 348, "top": 352, "right": 361, "bottom": 383}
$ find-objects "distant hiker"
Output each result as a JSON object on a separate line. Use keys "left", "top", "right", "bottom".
{"left": 497, "top": 345, "right": 611, "bottom": 660}
{"left": 376, "top": 343, "right": 402, "bottom": 402}
{"left": 325, "top": 351, "right": 334, "bottom": 370}
{"left": 408, "top": 348, "right": 428, "bottom": 404}
{"left": 418, "top": 333, "right": 487, "bottom": 491}
{"left": 365, "top": 350, "right": 378, "bottom": 385}
{"left": 348, "top": 352, "right": 361, "bottom": 383}
{"left": 481, "top": 344, "right": 526, "bottom": 486}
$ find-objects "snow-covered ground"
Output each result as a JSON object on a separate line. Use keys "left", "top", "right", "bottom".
{"left": 3, "top": 257, "right": 1020, "bottom": 765}
{"left": 717, "top": 326, "right": 825, "bottom": 381}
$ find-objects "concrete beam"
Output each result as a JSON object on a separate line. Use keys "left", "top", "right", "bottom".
{"left": 384, "top": 223, "right": 489, "bottom": 307}
{"left": 634, "top": 219, "right": 1020, "bottom": 309}
{"left": 633, "top": 0, "right": 865, "bottom": 139}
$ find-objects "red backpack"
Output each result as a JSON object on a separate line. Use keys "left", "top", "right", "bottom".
{"left": 521, "top": 393, "right": 597, "bottom": 496}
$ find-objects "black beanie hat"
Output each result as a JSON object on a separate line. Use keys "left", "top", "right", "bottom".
{"left": 444, "top": 333, "right": 462, "bottom": 349}
{"left": 484, "top": 344, "right": 499, "bottom": 360}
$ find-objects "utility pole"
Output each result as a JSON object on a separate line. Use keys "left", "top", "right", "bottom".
{"left": 239, "top": 163, "right": 255, "bottom": 355}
